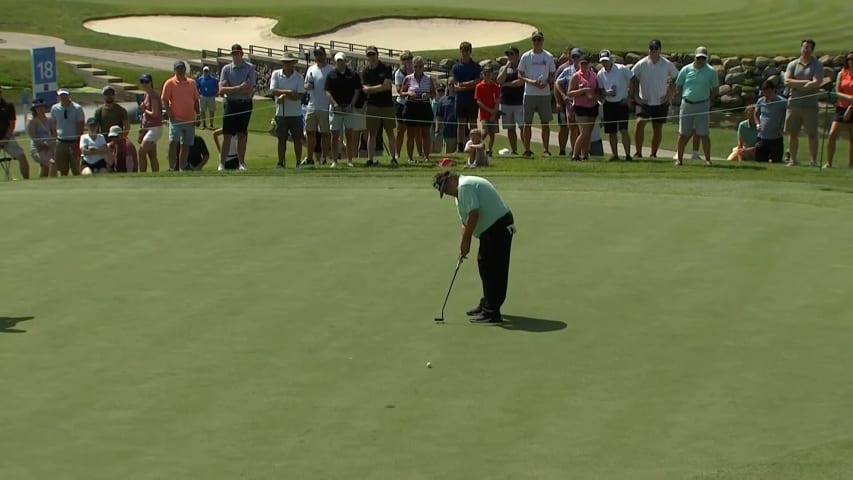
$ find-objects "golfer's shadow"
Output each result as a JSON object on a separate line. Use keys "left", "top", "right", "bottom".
{"left": 500, "top": 315, "right": 566, "bottom": 333}
{"left": 0, "top": 316, "right": 34, "bottom": 334}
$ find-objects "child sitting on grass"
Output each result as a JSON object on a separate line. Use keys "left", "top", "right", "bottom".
{"left": 464, "top": 128, "right": 490, "bottom": 168}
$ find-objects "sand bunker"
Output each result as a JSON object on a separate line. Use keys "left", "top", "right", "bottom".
{"left": 83, "top": 16, "right": 537, "bottom": 53}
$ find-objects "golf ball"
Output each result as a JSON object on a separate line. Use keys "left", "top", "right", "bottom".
{"left": 426, "top": 362, "right": 432, "bottom": 368}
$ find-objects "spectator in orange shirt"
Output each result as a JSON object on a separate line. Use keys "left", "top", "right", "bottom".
{"left": 161, "top": 60, "right": 200, "bottom": 171}
{"left": 475, "top": 64, "right": 500, "bottom": 156}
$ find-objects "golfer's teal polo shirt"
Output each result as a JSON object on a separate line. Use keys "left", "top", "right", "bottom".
{"left": 455, "top": 175, "right": 510, "bottom": 238}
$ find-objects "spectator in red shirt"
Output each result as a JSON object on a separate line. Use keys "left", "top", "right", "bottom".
{"left": 106, "top": 125, "right": 138, "bottom": 172}
{"left": 475, "top": 65, "right": 500, "bottom": 156}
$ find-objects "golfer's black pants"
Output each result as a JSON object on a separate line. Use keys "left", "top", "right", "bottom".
{"left": 478, "top": 211, "right": 515, "bottom": 314}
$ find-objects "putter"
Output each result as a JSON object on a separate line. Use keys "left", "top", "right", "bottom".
{"left": 434, "top": 254, "right": 464, "bottom": 323}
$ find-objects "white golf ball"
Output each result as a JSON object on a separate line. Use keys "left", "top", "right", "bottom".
{"left": 426, "top": 362, "right": 432, "bottom": 368}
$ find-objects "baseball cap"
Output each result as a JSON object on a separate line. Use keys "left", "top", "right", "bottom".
{"left": 505, "top": 46, "right": 519, "bottom": 55}
{"left": 102, "top": 85, "right": 115, "bottom": 94}
{"left": 173, "top": 60, "right": 186, "bottom": 70}
{"left": 107, "top": 125, "right": 123, "bottom": 138}
{"left": 57, "top": 88, "right": 70, "bottom": 96}
{"left": 649, "top": 39, "right": 662, "bottom": 50}
{"left": 203, "top": 65, "right": 210, "bottom": 71}
{"left": 231, "top": 44, "right": 243, "bottom": 55}
{"left": 313, "top": 46, "right": 326, "bottom": 57}
{"left": 571, "top": 47, "right": 583, "bottom": 57}
{"left": 694, "top": 46, "right": 709, "bottom": 58}
{"left": 531, "top": 30, "right": 544, "bottom": 40}
{"left": 365, "top": 45, "right": 379, "bottom": 55}
{"left": 433, "top": 171, "right": 452, "bottom": 198}
{"left": 599, "top": 49, "right": 612, "bottom": 62}
{"left": 438, "top": 158, "right": 453, "bottom": 167}
{"left": 139, "top": 73, "right": 153, "bottom": 83}
{"left": 334, "top": 52, "right": 347, "bottom": 62}
{"left": 281, "top": 52, "right": 298, "bottom": 63}
{"left": 86, "top": 117, "right": 98, "bottom": 127}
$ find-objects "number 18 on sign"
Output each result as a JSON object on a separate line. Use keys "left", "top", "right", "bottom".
{"left": 31, "top": 47, "right": 58, "bottom": 107}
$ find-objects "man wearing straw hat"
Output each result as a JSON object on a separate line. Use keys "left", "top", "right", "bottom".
{"left": 269, "top": 52, "right": 306, "bottom": 168}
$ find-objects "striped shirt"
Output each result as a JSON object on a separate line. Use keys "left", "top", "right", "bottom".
{"left": 404, "top": 73, "right": 432, "bottom": 101}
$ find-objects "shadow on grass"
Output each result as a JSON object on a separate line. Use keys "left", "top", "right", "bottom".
{"left": 819, "top": 186, "right": 853, "bottom": 194}
{"left": 500, "top": 315, "right": 567, "bottom": 333}
{"left": 0, "top": 316, "right": 34, "bottom": 334}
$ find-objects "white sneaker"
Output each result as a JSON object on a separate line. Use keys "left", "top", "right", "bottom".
{"left": 347, "top": 161, "right": 354, "bottom": 167}
{"left": 217, "top": 163, "right": 224, "bottom": 172}
{"left": 691, "top": 151, "right": 701, "bottom": 160}
{"left": 330, "top": 161, "right": 337, "bottom": 168}
{"left": 238, "top": 163, "right": 247, "bottom": 171}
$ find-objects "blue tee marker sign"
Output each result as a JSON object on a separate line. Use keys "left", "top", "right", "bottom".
{"left": 31, "top": 47, "right": 58, "bottom": 107}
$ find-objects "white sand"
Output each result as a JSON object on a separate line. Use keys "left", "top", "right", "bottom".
{"left": 83, "top": 16, "right": 537, "bottom": 53}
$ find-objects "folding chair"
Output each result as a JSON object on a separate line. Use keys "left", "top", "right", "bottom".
{"left": 0, "top": 157, "right": 13, "bottom": 181}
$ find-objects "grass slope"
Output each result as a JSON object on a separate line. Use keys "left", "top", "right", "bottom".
{"left": 1, "top": 0, "right": 851, "bottom": 61}
{"left": 1, "top": 175, "right": 852, "bottom": 479}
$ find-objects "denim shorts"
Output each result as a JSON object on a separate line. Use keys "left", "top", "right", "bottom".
{"left": 169, "top": 121, "right": 196, "bottom": 146}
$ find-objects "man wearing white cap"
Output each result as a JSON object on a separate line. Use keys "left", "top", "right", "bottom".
{"left": 597, "top": 49, "right": 634, "bottom": 161}
{"left": 196, "top": 65, "right": 219, "bottom": 129}
{"left": 50, "top": 89, "right": 86, "bottom": 176}
{"left": 674, "top": 46, "right": 719, "bottom": 166}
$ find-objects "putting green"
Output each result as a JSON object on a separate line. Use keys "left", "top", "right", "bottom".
{"left": 1, "top": 175, "right": 851, "bottom": 479}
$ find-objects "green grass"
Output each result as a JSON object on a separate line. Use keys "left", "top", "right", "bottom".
{"left": 0, "top": 49, "right": 173, "bottom": 99}
{"left": 1, "top": 0, "right": 852, "bottom": 63}
{"left": 1, "top": 174, "right": 852, "bottom": 479}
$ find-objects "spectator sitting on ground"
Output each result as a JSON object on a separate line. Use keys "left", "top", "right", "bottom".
{"left": 184, "top": 134, "right": 210, "bottom": 170}
{"left": 79, "top": 117, "right": 112, "bottom": 175}
{"left": 106, "top": 125, "right": 138, "bottom": 172}
{"left": 213, "top": 127, "right": 239, "bottom": 170}
{"left": 727, "top": 104, "right": 758, "bottom": 161}
{"left": 464, "top": 128, "right": 489, "bottom": 168}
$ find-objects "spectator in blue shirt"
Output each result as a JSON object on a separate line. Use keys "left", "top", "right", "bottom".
{"left": 196, "top": 66, "right": 219, "bottom": 129}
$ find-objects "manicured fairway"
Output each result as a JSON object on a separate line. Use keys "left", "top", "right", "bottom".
{"left": 2, "top": 0, "right": 852, "bottom": 60}
{"left": 1, "top": 174, "right": 852, "bottom": 479}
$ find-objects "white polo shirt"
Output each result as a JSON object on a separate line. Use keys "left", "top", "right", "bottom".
{"left": 79, "top": 133, "right": 107, "bottom": 165}
{"left": 597, "top": 63, "right": 634, "bottom": 103}
{"left": 305, "top": 64, "right": 335, "bottom": 111}
{"left": 631, "top": 56, "right": 679, "bottom": 106}
{"left": 518, "top": 49, "right": 556, "bottom": 96}
{"left": 270, "top": 68, "right": 306, "bottom": 117}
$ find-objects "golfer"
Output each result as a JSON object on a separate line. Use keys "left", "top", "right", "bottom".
{"left": 433, "top": 171, "right": 516, "bottom": 324}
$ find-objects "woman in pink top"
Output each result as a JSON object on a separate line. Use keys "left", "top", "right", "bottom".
{"left": 401, "top": 56, "right": 436, "bottom": 163}
{"left": 137, "top": 73, "right": 162, "bottom": 172}
{"left": 826, "top": 51, "right": 853, "bottom": 168}
{"left": 568, "top": 56, "right": 600, "bottom": 160}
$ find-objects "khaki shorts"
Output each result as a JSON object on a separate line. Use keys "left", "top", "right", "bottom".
{"left": 785, "top": 107, "right": 818, "bottom": 137}
{"left": 200, "top": 96, "right": 216, "bottom": 113}
{"left": 305, "top": 109, "right": 330, "bottom": 133}
{"left": 365, "top": 106, "right": 396, "bottom": 132}
{"left": 1, "top": 135, "right": 24, "bottom": 158}
{"left": 54, "top": 140, "right": 81, "bottom": 174}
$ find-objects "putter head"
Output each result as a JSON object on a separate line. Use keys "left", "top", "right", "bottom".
{"left": 434, "top": 317, "right": 445, "bottom": 323}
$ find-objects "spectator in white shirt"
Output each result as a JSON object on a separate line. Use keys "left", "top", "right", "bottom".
{"left": 630, "top": 39, "right": 679, "bottom": 158}
{"left": 270, "top": 52, "right": 306, "bottom": 168}
{"left": 79, "top": 117, "right": 112, "bottom": 175}
{"left": 517, "top": 30, "right": 556, "bottom": 157}
{"left": 597, "top": 49, "right": 634, "bottom": 160}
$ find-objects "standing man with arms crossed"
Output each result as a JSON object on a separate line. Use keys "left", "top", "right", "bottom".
{"left": 162, "top": 60, "right": 200, "bottom": 171}
{"left": 450, "top": 42, "right": 482, "bottom": 154}
{"left": 50, "top": 89, "right": 86, "bottom": 176}
{"left": 361, "top": 45, "right": 398, "bottom": 167}
{"left": 269, "top": 52, "right": 305, "bottom": 169}
{"left": 218, "top": 44, "right": 256, "bottom": 171}
{"left": 517, "top": 30, "right": 556, "bottom": 157}
{"left": 674, "top": 47, "right": 719, "bottom": 166}
{"left": 433, "top": 170, "right": 516, "bottom": 324}
{"left": 497, "top": 46, "right": 525, "bottom": 155}
{"left": 783, "top": 39, "right": 823, "bottom": 167}
{"left": 631, "top": 39, "right": 679, "bottom": 159}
